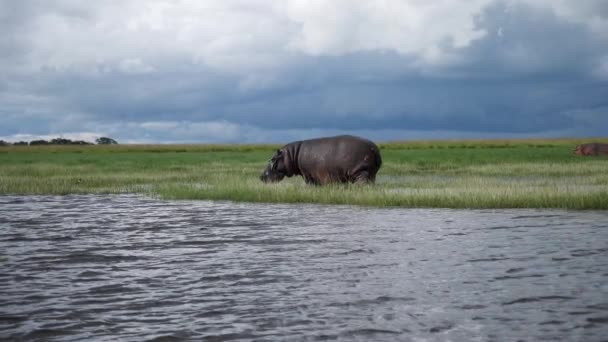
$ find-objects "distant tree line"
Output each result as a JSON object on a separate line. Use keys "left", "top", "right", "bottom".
{"left": 0, "top": 137, "right": 118, "bottom": 146}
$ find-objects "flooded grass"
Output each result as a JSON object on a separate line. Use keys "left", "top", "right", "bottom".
{"left": 1, "top": 138, "right": 607, "bottom": 209}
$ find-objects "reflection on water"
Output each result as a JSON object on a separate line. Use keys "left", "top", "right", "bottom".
{"left": 1, "top": 195, "right": 607, "bottom": 341}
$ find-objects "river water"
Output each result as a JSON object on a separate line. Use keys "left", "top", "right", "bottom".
{"left": 1, "top": 195, "right": 607, "bottom": 341}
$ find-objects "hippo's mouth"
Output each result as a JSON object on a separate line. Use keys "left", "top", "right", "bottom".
{"left": 260, "top": 171, "right": 286, "bottom": 183}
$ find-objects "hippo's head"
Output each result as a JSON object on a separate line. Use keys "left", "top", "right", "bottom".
{"left": 574, "top": 145, "right": 583, "bottom": 155}
{"left": 260, "top": 149, "right": 287, "bottom": 183}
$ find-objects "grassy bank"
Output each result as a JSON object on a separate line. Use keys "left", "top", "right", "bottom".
{"left": 1, "top": 138, "right": 607, "bottom": 209}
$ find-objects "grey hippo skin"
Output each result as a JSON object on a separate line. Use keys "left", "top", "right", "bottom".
{"left": 260, "top": 135, "right": 382, "bottom": 185}
{"left": 574, "top": 143, "right": 608, "bottom": 156}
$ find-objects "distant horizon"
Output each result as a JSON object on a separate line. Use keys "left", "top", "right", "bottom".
{"left": 1, "top": 133, "right": 606, "bottom": 146}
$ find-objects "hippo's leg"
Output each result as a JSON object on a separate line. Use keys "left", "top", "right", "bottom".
{"left": 303, "top": 174, "right": 320, "bottom": 185}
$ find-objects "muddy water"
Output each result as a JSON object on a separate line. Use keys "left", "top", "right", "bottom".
{"left": 1, "top": 195, "right": 607, "bottom": 341}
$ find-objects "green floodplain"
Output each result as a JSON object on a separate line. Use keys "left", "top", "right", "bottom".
{"left": 0, "top": 138, "right": 607, "bottom": 209}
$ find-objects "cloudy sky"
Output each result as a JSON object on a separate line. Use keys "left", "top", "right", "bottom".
{"left": 1, "top": 0, "right": 607, "bottom": 143}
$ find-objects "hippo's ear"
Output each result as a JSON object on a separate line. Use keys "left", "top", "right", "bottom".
{"left": 270, "top": 150, "right": 279, "bottom": 170}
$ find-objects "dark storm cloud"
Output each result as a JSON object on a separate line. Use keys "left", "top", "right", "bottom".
{"left": 0, "top": 0, "right": 607, "bottom": 142}
{"left": 202, "top": 1, "right": 608, "bottom": 135}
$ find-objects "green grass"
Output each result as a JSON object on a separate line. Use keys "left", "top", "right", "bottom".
{"left": 1, "top": 138, "right": 607, "bottom": 209}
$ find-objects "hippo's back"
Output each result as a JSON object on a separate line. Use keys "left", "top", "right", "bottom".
{"left": 578, "top": 143, "right": 608, "bottom": 156}
{"left": 296, "top": 135, "right": 381, "bottom": 184}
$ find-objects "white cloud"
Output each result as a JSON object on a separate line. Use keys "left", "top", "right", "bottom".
{"left": 0, "top": 132, "right": 102, "bottom": 143}
{"left": 81, "top": 120, "right": 266, "bottom": 143}
{"left": 6, "top": 0, "right": 499, "bottom": 74}
{"left": 285, "top": 0, "right": 492, "bottom": 64}
{"left": 118, "top": 58, "right": 156, "bottom": 74}
{"left": 140, "top": 121, "right": 180, "bottom": 130}
{"left": 7, "top": 0, "right": 607, "bottom": 74}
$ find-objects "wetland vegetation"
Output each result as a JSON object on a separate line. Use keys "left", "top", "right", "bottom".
{"left": 1, "top": 138, "right": 607, "bottom": 209}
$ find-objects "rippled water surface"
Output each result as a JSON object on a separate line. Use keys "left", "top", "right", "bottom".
{"left": 1, "top": 195, "right": 607, "bottom": 341}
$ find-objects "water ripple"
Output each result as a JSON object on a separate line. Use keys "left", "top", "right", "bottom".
{"left": 1, "top": 194, "right": 607, "bottom": 341}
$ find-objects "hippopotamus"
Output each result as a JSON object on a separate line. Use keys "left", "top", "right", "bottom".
{"left": 574, "top": 143, "right": 608, "bottom": 156}
{"left": 260, "top": 135, "right": 382, "bottom": 185}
